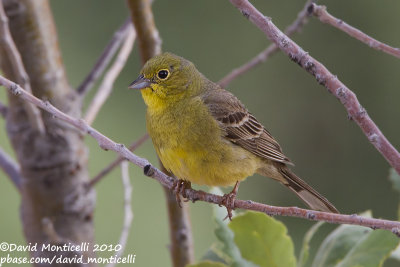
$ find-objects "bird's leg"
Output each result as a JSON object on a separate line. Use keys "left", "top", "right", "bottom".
{"left": 172, "top": 179, "right": 192, "bottom": 208}
{"left": 220, "top": 181, "right": 240, "bottom": 221}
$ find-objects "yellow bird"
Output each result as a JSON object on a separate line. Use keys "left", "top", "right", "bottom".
{"left": 129, "top": 52, "right": 338, "bottom": 216}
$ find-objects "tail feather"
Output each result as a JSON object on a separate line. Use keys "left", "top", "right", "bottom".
{"left": 279, "top": 167, "right": 339, "bottom": 213}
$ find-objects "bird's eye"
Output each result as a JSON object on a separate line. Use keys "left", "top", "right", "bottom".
{"left": 157, "top": 69, "right": 169, "bottom": 80}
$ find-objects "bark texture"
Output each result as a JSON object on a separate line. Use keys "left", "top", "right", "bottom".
{"left": 0, "top": 0, "right": 95, "bottom": 266}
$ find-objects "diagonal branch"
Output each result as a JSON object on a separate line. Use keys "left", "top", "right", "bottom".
{"left": 106, "top": 161, "right": 133, "bottom": 267}
{"left": 219, "top": 0, "right": 315, "bottom": 88}
{"left": 310, "top": 4, "right": 400, "bottom": 59}
{"left": 84, "top": 25, "right": 136, "bottom": 125}
{"left": 77, "top": 18, "right": 132, "bottom": 97}
{"left": 0, "top": 147, "right": 22, "bottom": 191}
{"left": 88, "top": 133, "right": 149, "bottom": 187}
{"left": 0, "top": 0, "right": 45, "bottom": 134}
{"left": 2, "top": 75, "right": 400, "bottom": 234}
{"left": 228, "top": 0, "right": 400, "bottom": 175}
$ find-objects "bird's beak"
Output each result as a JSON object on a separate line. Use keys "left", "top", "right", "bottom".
{"left": 128, "top": 74, "right": 152, "bottom": 90}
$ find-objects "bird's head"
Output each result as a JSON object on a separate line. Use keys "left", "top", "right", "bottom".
{"left": 129, "top": 52, "right": 204, "bottom": 109}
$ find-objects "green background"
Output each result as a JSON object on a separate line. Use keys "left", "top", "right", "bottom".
{"left": 1, "top": 0, "right": 400, "bottom": 266}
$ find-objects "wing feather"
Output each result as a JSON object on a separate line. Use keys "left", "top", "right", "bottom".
{"left": 202, "top": 88, "right": 292, "bottom": 165}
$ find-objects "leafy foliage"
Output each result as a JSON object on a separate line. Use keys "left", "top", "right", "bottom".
{"left": 192, "top": 190, "right": 400, "bottom": 267}
{"left": 311, "top": 212, "right": 398, "bottom": 267}
{"left": 229, "top": 211, "right": 296, "bottom": 267}
{"left": 298, "top": 221, "right": 324, "bottom": 267}
{"left": 187, "top": 261, "right": 229, "bottom": 267}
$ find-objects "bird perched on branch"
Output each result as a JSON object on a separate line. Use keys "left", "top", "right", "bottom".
{"left": 129, "top": 52, "right": 338, "bottom": 218}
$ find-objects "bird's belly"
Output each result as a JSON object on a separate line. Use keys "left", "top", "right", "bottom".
{"left": 158, "top": 139, "right": 260, "bottom": 187}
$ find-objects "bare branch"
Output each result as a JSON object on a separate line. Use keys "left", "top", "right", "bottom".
{"left": 0, "top": 0, "right": 45, "bottom": 134}
{"left": 163, "top": 186, "right": 194, "bottom": 266}
{"left": 77, "top": 18, "right": 132, "bottom": 97}
{"left": 219, "top": 0, "right": 315, "bottom": 88}
{"left": 127, "top": 1, "right": 193, "bottom": 266}
{"left": 106, "top": 161, "right": 133, "bottom": 267}
{"left": 126, "top": 0, "right": 162, "bottom": 63}
{"left": 0, "top": 100, "right": 7, "bottom": 118}
{"left": 0, "top": 147, "right": 21, "bottom": 191}
{"left": 228, "top": 0, "right": 400, "bottom": 175}
{"left": 88, "top": 133, "right": 149, "bottom": 187}
{"left": 84, "top": 25, "right": 136, "bottom": 125}
{"left": 2, "top": 76, "right": 400, "bottom": 234}
{"left": 310, "top": 4, "right": 400, "bottom": 59}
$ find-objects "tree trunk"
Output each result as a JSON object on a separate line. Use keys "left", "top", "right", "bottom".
{"left": 0, "top": 0, "right": 96, "bottom": 266}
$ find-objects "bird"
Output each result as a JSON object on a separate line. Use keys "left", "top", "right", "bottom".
{"left": 129, "top": 52, "right": 338, "bottom": 218}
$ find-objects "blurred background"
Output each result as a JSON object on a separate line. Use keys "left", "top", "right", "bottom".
{"left": 1, "top": 0, "right": 400, "bottom": 266}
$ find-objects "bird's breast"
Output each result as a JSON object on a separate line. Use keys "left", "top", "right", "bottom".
{"left": 145, "top": 98, "right": 260, "bottom": 186}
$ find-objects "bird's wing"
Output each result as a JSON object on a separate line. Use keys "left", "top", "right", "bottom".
{"left": 202, "top": 88, "right": 292, "bottom": 165}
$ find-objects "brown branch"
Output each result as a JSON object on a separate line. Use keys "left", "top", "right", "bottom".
{"left": 0, "top": 0, "right": 45, "bottom": 134}
{"left": 0, "top": 147, "right": 21, "bottom": 191}
{"left": 163, "top": 169, "right": 195, "bottom": 266}
{"left": 84, "top": 25, "right": 136, "bottom": 125}
{"left": 127, "top": 1, "right": 194, "bottom": 266}
{"left": 0, "top": 100, "right": 7, "bottom": 118}
{"left": 106, "top": 161, "right": 133, "bottom": 267}
{"left": 126, "top": 0, "right": 162, "bottom": 64}
{"left": 219, "top": 0, "right": 315, "bottom": 88}
{"left": 228, "top": 0, "right": 400, "bottom": 175}
{"left": 2, "top": 76, "right": 400, "bottom": 235}
{"left": 310, "top": 4, "right": 400, "bottom": 59}
{"left": 88, "top": 133, "right": 149, "bottom": 187}
{"left": 77, "top": 18, "right": 132, "bottom": 97}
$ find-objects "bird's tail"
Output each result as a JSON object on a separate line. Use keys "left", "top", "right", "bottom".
{"left": 278, "top": 167, "right": 339, "bottom": 213}
{"left": 257, "top": 163, "right": 339, "bottom": 213}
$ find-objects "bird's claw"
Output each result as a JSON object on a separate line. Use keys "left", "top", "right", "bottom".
{"left": 219, "top": 181, "right": 240, "bottom": 221}
{"left": 172, "top": 179, "right": 192, "bottom": 208}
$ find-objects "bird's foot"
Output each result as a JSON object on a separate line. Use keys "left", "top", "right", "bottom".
{"left": 220, "top": 181, "right": 240, "bottom": 221}
{"left": 172, "top": 179, "right": 192, "bottom": 208}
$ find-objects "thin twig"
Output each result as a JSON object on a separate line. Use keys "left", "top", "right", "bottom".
{"left": 0, "top": 147, "right": 21, "bottom": 191}
{"left": 228, "top": 0, "right": 400, "bottom": 175}
{"left": 0, "top": 100, "right": 7, "bottom": 118}
{"left": 310, "top": 4, "right": 400, "bottom": 59}
{"left": 0, "top": 0, "right": 45, "bottom": 134}
{"left": 84, "top": 25, "right": 136, "bottom": 125}
{"left": 77, "top": 18, "right": 131, "bottom": 97}
{"left": 219, "top": 0, "right": 315, "bottom": 88}
{"left": 106, "top": 161, "right": 133, "bottom": 267}
{"left": 2, "top": 76, "right": 400, "bottom": 234}
{"left": 88, "top": 133, "right": 149, "bottom": 187}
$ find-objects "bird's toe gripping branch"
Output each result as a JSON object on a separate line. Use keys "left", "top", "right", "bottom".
{"left": 172, "top": 179, "right": 192, "bottom": 207}
{"left": 220, "top": 181, "right": 240, "bottom": 221}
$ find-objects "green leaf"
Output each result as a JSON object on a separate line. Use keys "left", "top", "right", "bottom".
{"left": 312, "top": 211, "right": 399, "bottom": 267}
{"left": 312, "top": 211, "right": 373, "bottom": 267}
{"left": 229, "top": 211, "right": 296, "bottom": 267}
{"left": 390, "top": 244, "right": 400, "bottom": 262}
{"left": 298, "top": 222, "right": 324, "bottom": 267}
{"left": 201, "top": 247, "right": 229, "bottom": 264}
{"left": 210, "top": 187, "right": 258, "bottom": 267}
{"left": 335, "top": 229, "right": 399, "bottom": 267}
{"left": 389, "top": 168, "right": 400, "bottom": 194}
{"left": 186, "top": 261, "right": 229, "bottom": 267}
